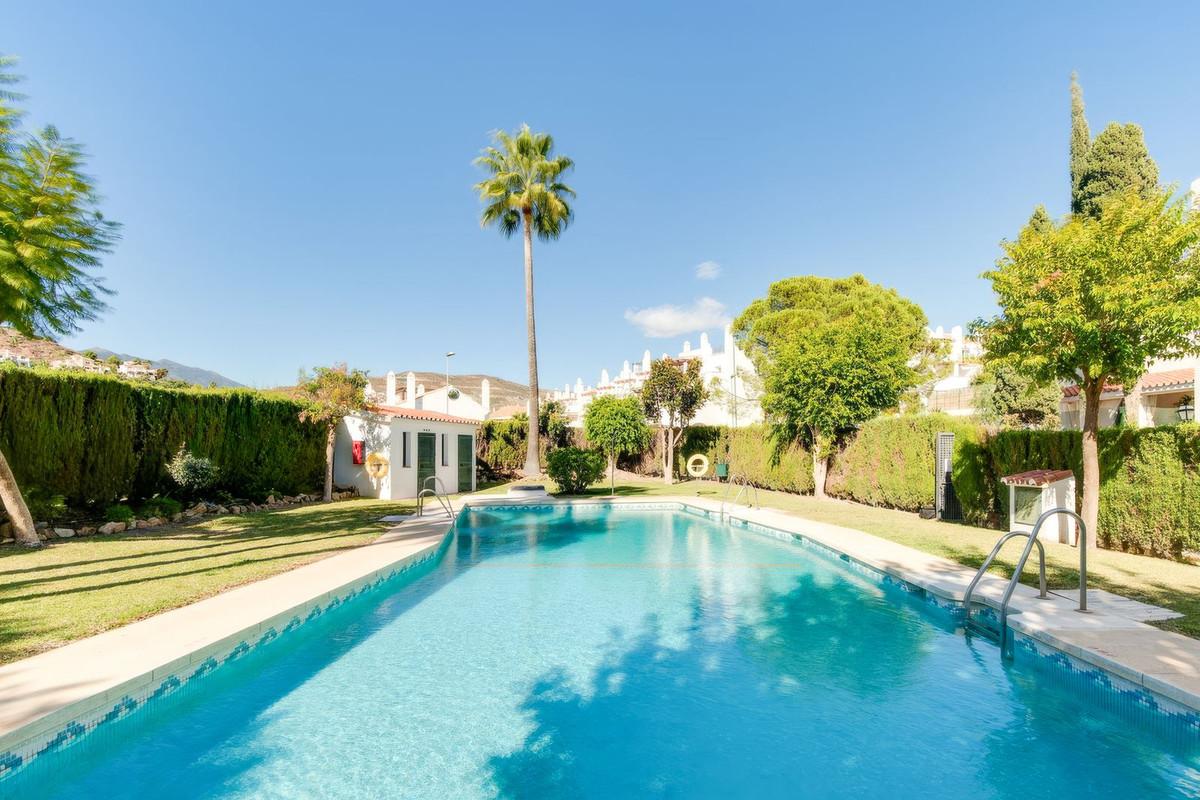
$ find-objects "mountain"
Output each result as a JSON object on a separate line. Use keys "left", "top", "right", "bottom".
{"left": 88, "top": 348, "right": 245, "bottom": 388}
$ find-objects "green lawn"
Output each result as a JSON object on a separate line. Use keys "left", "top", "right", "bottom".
{"left": 0, "top": 498, "right": 413, "bottom": 664}
{"left": 483, "top": 476, "right": 1200, "bottom": 639}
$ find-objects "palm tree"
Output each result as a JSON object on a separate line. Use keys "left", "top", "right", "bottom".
{"left": 473, "top": 125, "right": 575, "bottom": 476}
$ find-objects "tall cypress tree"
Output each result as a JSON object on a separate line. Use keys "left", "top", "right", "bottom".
{"left": 1075, "top": 123, "right": 1159, "bottom": 219}
{"left": 1069, "top": 72, "right": 1090, "bottom": 214}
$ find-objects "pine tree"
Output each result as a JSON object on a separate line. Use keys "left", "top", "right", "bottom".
{"left": 1027, "top": 204, "right": 1054, "bottom": 234}
{"left": 1069, "top": 72, "right": 1090, "bottom": 214}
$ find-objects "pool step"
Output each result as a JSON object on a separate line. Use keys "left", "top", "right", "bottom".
{"left": 963, "top": 608, "right": 1001, "bottom": 643}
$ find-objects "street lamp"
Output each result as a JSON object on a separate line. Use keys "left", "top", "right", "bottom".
{"left": 1178, "top": 395, "right": 1195, "bottom": 423}
{"left": 445, "top": 351, "right": 455, "bottom": 413}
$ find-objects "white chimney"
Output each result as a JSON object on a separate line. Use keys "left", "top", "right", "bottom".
{"left": 385, "top": 371, "right": 397, "bottom": 405}
{"left": 600, "top": 369, "right": 610, "bottom": 386}
{"left": 699, "top": 332, "right": 712, "bottom": 356}
{"left": 481, "top": 378, "right": 491, "bottom": 413}
{"left": 405, "top": 371, "right": 417, "bottom": 406}
{"left": 621, "top": 360, "right": 631, "bottom": 379}
{"left": 642, "top": 350, "right": 652, "bottom": 372}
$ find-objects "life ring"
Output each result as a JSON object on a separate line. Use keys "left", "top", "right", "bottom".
{"left": 365, "top": 453, "right": 390, "bottom": 479}
{"left": 686, "top": 454, "right": 710, "bottom": 477}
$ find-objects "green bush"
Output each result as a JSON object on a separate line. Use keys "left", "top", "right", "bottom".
{"left": 0, "top": 365, "right": 325, "bottom": 508}
{"left": 828, "top": 414, "right": 980, "bottom": 511}
{"left": 546, "top": 447, "right": 604, "bottom": 494}
{"left": 166, "top": 446, "right": 219, "bottom": 497}
{"left": 140, "top": 496, "right": 182, "bottom": 519}
{"left": 951, "top": 424, "right": 1200, "bottom": 557}
{"left": 22, "top": 487, "right": 68, "bottom": 523}
{"left": 104, "top": 503, "right": 135, "bottom": 523}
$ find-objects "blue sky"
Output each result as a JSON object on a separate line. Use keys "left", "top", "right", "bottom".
{"left": 5, "top": 2, "right": 1198, "bottom": 388}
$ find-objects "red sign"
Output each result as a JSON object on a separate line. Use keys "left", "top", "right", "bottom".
{"left": 351, "top": 440, "right": 365, "bottom": 465}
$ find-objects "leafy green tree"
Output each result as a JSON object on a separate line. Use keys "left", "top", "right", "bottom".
{"left": 1069, "top": 72, "right": 1090, "bottom": 212}
{"left": 1075, "top": 123, "right": 1158, "bottom": 219}
{"left": 733, "top": 275, "right": 927, "bottom": 497}
{"left": 972, "top": 361, "right": 1061, "bottom": 429}
{"left": 583, "top": 395, "right": 651, "bottom": 494}
{"left": 641, "top": 358, "right": 707, "bottom": 484}
{"left": 474, "top": 125, "right": 575, "bottom": 477}
{"left": 297, "top": 363, "right": 369, "bottom": 501}
{"left": 0, "top": 57, "right": 119, "bottom": 546}
{"left": 979, "top": 190, "right": 1200, "bottom": 545}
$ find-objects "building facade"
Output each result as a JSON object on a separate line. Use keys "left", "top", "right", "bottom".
{"left": 335, "top": 406, "right": 478, "bottom": 500}
{"left": 366, "top": 371, "right": 493, "bottom": 421}
{"left": 550, "top": 326, "right": 763, "bottom": 428}
{"left": 1060, "top": 357, "right": 1198, "bottom": 430}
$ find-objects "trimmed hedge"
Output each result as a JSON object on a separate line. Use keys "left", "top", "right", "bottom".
{"left": 827, "top": 414, "right": 978, "bottom": 511}
{"left": 0, "top": 366, "right": 325, "bottom": 507}
{"left": 953, "top": 424, "right": 1200, "bottom": 557}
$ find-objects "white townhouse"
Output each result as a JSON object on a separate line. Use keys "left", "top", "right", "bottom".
{"left": 335, "top": 405, "right": 478, "bottom": 500}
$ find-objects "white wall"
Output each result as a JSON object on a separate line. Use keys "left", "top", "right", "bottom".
{"left": 335, "top": 413, "right": 477, "bottom": 500}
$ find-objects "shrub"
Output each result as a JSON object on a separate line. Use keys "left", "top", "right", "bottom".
{"left": 546, "top": 447, "right": 604, "bottom": 494}
{"left": 828, "top": 414, "right": 980, "bottom": 511}
{"left": 22, "top": 487, "right": 68, "bottom": 523}
{"left": 951, "top": 424, "right": 1200, "bottom": 557}
{"left": 0, "top": 366, "right": 324, "bottom": 508}
{"left": 167, "top": 446, "right": 219, "bottom": 496}
{"left": 140, "top": 496, "right": 182, "bottom": 519}
{"left": 105, "top": 503, "right": 135, "bottom": 523}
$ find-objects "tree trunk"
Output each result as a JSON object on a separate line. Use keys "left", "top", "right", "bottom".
{"left": 0, "top": 446, "right": 39, "bottom": 546}
{"left": 1080, "top": 379, "right": 1101, "bottom": 548}
{"left": 811, "top": 427, "right": 828, "bottom": 499}
{"left": 662, "top": 428, "right": 676, "bottom": 485}
{"left": 323, "top": 425, "right": 335, "bottom": 502}
{"left": 522, "top": 212, "right": 541, "bottom": 477}
{"left": 609, "top": 454, "right": 616, "bottom": 495}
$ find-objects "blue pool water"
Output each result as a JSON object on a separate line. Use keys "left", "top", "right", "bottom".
{"left": 9, "top": 506, "right": 1200, "bottom": 798}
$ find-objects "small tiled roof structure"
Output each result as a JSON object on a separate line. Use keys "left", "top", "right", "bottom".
{"left": 1062, "top": 369, "right": 1194, "bottom": 398}
{"left": 368, "top": 405, "right": 480, "bottom": 425}
{"left": 1001, "top": 469, "right": 1074, "bottom": 487}
{"left": 485, "top": 403, "right": 527, "bottom": 421}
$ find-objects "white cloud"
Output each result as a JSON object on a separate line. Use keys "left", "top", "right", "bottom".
{"left": 624, "top": 297, "right": 730, "bottom": 338}
{"left": 694, "top": 260, "right": 721, "bottom": 280}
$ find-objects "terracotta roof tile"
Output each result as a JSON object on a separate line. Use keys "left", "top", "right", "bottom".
{"left": 1001, "top": 469, "right": 1074, "bottom": 487}
{"left": 1062, "top": 368, "right": 1195, "bottom": 398}
{"left": 368, "top": 405, "right": 480, "bottom": 425}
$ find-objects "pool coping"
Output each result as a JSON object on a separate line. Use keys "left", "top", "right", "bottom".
{"left": 0, "top": 513, "right": 454, "bottom": 778}
{"left": 464, "top": 495, "right": 1200, "bottom": 715}
{"left": 1, "top": 494, "right": 1197, "bottom": 780}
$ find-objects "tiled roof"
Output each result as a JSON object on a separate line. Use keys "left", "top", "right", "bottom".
{"left": 1062, "top": 368, "right": 1195, "bottom": 398}
{"left": 368, "top": 405, "right": 480, "bottom": 425}
{"left": 1001, "top": 469, "right": 1074, "bottom": 487}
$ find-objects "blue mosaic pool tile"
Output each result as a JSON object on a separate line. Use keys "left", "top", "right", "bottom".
{"left": 189, "top": 657, "right": 219, "bottom": 681}
{"left": 0, "top": 752, "right": 23, "bottom": 777}
{"left": 38, "top": 722, "right": 85, "bottom": 754}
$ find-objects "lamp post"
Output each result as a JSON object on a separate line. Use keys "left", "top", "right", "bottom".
{"left": 445, "top": 351, "right": 455, "bottom": 413}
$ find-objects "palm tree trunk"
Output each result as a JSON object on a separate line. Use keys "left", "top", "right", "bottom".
{"left": 663, "top": 426, "right": 676, "bottom": 485}
{"left": 0, "top": 446, "right": 38, "bottom": 546}
{"left": 1080, "top": 379, "right": 1101, "bottom": 548}
{"left": 522, "top": 211, "right": 541, "bottom": 477}
{"left": 323, "top": 424, "right": 335, "bottom": 502}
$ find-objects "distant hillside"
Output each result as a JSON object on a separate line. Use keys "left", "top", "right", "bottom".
{"left": 366, "top": 372, "right": 529, "bottom": 408}
{"left": 89, "top": 348, "right": 245, "bottom": 388}
{"left": 0, "top": 328, "right": 80, "bottom": 363}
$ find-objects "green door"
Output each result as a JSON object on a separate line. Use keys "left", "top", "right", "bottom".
{"left": 457, "top": 434, "right": 474, "bottom": 492}
{"left": 416, "top": 432, "right": 436, "bottom": 494}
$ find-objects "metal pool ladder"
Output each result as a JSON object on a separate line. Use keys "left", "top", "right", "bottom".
{"left": 962, "top": 508, "right": 1088, "bottom": 654}
{"left": 417, "top": 476, "right": 456, "bottom": 521}
{"left": 720, "top": 474, "right": 759, "bottom": 521}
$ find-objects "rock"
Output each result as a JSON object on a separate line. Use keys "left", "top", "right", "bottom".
{"left": 78, "top": 526, "right": 97, "bottom": 536}
{"left": 53, "top": 527, "right": 75, "bottom": 539}
{"left": 98, "top": 521, "right": 125, "bottom": 535}
{"left": 34, "top": 521, "right": 48, "bottom": 531}
{"left": 215, "top": 505, "right": 229, "bottom": 515}
{"left": 171, "top": 513, "right": 184, "bottom": 523}
{"left": 187, "top": 502, "right": 206, "bottom": 516}
{"left": 143, "top": 517, "right": 162, "bottom": 527}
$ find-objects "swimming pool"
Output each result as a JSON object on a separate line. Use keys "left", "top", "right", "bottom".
{"left": 7, "top": 504, "right": 1200, "bottom": 798}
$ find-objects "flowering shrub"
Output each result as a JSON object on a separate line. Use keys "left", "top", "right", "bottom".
{"left": 167, "top": 446, "right": 219, "bottom": 496}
